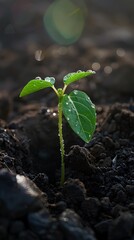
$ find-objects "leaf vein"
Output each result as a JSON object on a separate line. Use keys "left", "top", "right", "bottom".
{"left": 70, "top": 99, "right": 95, "bottom": 120}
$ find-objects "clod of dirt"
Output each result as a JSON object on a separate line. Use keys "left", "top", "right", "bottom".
{"left": 101, "top": 103, "right": 134, "bottom": 137}
{"left": 27, "top": 210, "right": 52, "bottom": 237}
{"left": 0, "top": 127, "right": 31, "bottom": 174}
{"left": 59, "top": 209, "right": 96, "bottom": 240}
{"left": 0, "top": 169, "right": 47, "bottom": 218}
{"left": 90, "top": 144, "right": 106, "bottom": 158}
{"left": 95, "top": 219, "right": 113, "bottom": 239}
{"left": 62, "top": 178, "right": 86, "bottom": 207}
{"left": 0, "top": 171, "right": 98, "bottom": 239}
{"left": 67, "top": 145, "right": 99, "bottom": 175}
{"left": 108, "top": 212, "right": 134, "bottom": 240}
{"left": 81, "top": 197, "right": 101, "bottom": 221}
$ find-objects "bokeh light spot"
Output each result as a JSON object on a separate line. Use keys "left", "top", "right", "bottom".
{"left": 35, "top": 49, "right": 45, "bottom": 61}
{"left": 116, "top": 48, "right": 126, "bottom": 57}
{"left": 92, "top": 62, "right": 101, "bottom": 71}
{"left": 104, "top": 66, "right": 112, "bottom": 74}
{"left": 44, "top": 0, "right": 86, "bottom": 45}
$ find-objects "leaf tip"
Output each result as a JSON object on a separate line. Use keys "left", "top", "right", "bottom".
{"left": 19, "top": 88, "right": 26, "bottom": 98}
{"left": 19, "top": 91, "right": 23, "bottom": 98}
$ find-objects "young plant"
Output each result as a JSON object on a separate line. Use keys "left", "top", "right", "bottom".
{"left": 20, "top": 70, "right": 96, "bottom": 185}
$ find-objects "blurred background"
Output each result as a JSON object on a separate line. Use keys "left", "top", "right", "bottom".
{"left": 0, "top": 0, "right": 134, "bottom": 106}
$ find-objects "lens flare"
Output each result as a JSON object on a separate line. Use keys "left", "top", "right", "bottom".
{"left": 44, "top": 0, "right": 86, "bottom": 45}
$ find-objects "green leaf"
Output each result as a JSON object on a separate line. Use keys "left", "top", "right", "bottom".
{"left": 62, "top": 90, "right": 96, "bottom": 143}
{"left": 20, "top": 77, "right": 55, "bottom": 97}
{"left": 63, "top": 70, "right": 95, "bottom": 86}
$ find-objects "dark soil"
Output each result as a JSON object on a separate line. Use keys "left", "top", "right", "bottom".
{"left": 0, "top": 1, "right": 134, "bottom": 239}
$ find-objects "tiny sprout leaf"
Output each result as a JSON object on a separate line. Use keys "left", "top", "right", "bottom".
{"left": 62, "top": 90, "right": 96, "bottom": 143}
{"left": 63, "top": 70, "right": 95, "bottom": 86}
{"left": 19, "top": 78, "right": 55, "bottom": 97}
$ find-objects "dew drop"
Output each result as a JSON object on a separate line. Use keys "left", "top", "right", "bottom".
{"left": 45, "top": 77, "right": 55, "bottom": 84}
{"left": 86, "top": 70, "right": 96, "bottom": 74}
{"left": 66, "top": 102, "right": 69, "bottom": 105}
{"left": 63, "top": 73, "right": 72, "bottom": 81}
{"left": 86, "top": 96, "right": 90, "bottom": 101}
{"left": 47, "top": 109, "right": 51, "bottom": 113}
{"left": 67, "top": 117, "right": 70, "bottom": 121}
{"left": 45, "top": 77, "right": 50, "bottom": 82}
{"left": 68, "top": 109, "right": 71, "bottom": 112}
{"left": 91, "top": 104, "right": 95, "bottom": 109}
{"left": 74, "top": 90, "right": 78, "bottom": 95}
{"left": 63, "top": 76, "right": 67, "bottom": 81}
{"left": 35, "top": 76, "right": 41, "bottom": 80}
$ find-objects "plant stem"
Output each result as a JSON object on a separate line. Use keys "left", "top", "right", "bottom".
{"left": 63, "top": 84, "right": 67, "bottom": 93}
{"left": 58, "top": 96, "right": 65, "bottom": 185}
{"left": 52, "top": 86, "right": 59, "bottom": 96}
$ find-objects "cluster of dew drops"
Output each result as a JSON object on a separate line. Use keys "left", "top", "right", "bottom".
{"left": 35, "top": 76, "right": 55, "bottom": 84}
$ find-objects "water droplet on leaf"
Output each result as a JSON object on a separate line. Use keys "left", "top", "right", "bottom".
{"left": 74, "top": 90, "right": 78, "bottom": 95}
{"left": 45, "top": 77, "right": 55, "bottom": 84}
{"left": 86, "top": 70, "right": 95, "bottom": 74}
{"left": 35, "top": 76, "right": 42, "bottom": 80}
{"left": 91, "top": 104, "right": 95, "bottom": 109}
{"left": 86, "top": 96, "right": 90, "bottom": 101}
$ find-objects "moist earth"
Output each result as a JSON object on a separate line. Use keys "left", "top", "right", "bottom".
{"left": 0, "top": 0, "right": 134, "bottom": 239}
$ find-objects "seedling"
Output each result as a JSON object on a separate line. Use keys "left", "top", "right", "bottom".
{"left": 20, "top": 70, "right": 96, "bottom": 185}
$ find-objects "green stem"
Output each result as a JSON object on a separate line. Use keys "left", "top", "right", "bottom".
{"left": 58, "top": 96, "right": 65, "bottom": 185}
{"left": 52, "top": 85, "right": 59, "bottom": 96}
{"left": 63, "top": 84, "right": 67, "bottom": 94}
